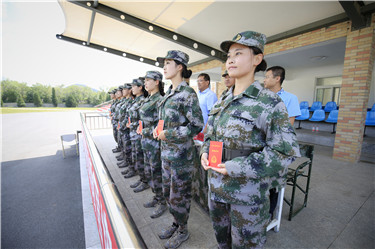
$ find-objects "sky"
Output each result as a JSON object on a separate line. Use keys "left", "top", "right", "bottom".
{"left": 1, "top": 0, "right": 160, "bottom": 91}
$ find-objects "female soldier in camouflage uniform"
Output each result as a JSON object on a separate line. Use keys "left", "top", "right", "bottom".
{"left": 200, "top": 31, "right": 300, "bottom": 248}
{"left": 124, "top": 79, "right": 150, "bottom": 193}
{"left": 153, "top": 50, "right": 204, "bottom": 249}
{"left": 137, "top": 71, "right": 167, "bottom": 219}
{"left": 117, "top": 83, "right": 134, "bottom": 171}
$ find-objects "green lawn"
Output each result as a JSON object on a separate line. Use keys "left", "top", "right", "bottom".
{"left": 1, "top": 107, "right": 98, "bottom": 114}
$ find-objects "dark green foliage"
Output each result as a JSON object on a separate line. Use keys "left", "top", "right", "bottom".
{"left": 33, "top": 92, "right": 43, "bottom": 107}
{"left": 52, "top": 88, "right": 58, "bottom": 107}
{"left": 65, "top": 94, "right": 78, "bottom": 107}
{"left": 17, "top": 93, "right": 26, "bottom": 107}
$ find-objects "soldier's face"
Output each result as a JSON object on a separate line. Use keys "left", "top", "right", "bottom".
{"left": 163, "top": 59, "right": 181, "bottom": 80}
{"left": 224, "top": 75, "right": 235, "bottom": 88}
{"left": 145, "top": 78, "right": 157, "bottom": 92}
{"left": 226, "top": 43, "right": 262, "bottom": 79}
{"left": 132, "top": 85, "right": 142, "bottom": 96}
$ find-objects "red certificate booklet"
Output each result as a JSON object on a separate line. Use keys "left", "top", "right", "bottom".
{"left": 157, "top": 120, "right": 164, "bottom": 135}
{"left": 139, "top": 120, "right": 143, "bottom": 133}
{"left": 127, "top": 117, "right": 131, "bottom": 126}
{"left": 209, "top": 141, "right": 223, "bottom": 168}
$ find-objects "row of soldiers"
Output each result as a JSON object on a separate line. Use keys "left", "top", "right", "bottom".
{"left": 109, "top": 73, "right": 167, "bottom": 220}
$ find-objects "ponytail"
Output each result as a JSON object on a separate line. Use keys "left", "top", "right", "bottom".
{"left": 250, "top": 47, "right": 267, "bottom": 73}
{"left": 158, "top": 81, "right": 165, "bottom": 96}
{"left": 175, "top": 60, "right": 192, "bottom": 79}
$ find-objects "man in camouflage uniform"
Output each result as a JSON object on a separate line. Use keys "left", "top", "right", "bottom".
{"left": 200, "top": 31, "right": 300, "bottom": 248}
{"left": 113, "top": 86, "right": 127, "bottom": 162}
{"left": 155, "top": 50, "right": 204, "bottom": 249}
{"left": 117, "top": 83, "right": 134, "bottom": 170}
{"left": 139, "top": 71, "right": 167, "bottom": 218}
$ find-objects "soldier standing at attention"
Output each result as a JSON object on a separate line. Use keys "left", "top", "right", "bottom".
{"left": 137, "top": 71, "right": 167, "bottom": 219}
{"left": 125, "top": 79, "right": 150, "bottom": 193}
{"left": 110, "top": 88, "right": 121, "bottom": 153}
{"left": 112, "top": 86, "right": 124, "bottom": 154}
{"left": 117, "top": 83, "right": 134, "bottom": 170}
{"left": 153, "top": 50, "right": 203, "bottom": 249}
{"left": 200, "top": 31, "right": 300, "bottom": 248}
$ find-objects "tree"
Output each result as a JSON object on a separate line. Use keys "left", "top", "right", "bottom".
{"left": 17, "top": 93, "right": 26, "bottom": 107}
{"left": 52, "top": 88, "right": 58, "bottom": 107}
{"left": 65, "top": 95, "right": 78, "bottom": 107}
{"left": 33, "top": 92, "right": 42, "bottom": 107}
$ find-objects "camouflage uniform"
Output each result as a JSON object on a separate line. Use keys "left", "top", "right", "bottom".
{"left": 139, "top": 91, "right": 164, "bottom": 203}
{"left": 200, "top": 81, "right": 300, "bottom": 248}
{"left": 119, "top": 91, "right": 134, "bottom": 166}
{"left": 127, "top": 79, "right": 146, "bottom": 180}
{"left": 158, "top": 81, "right": 204, "bottom": 229}
{"left": 110, "top": 97, "right": 119, "bottom": 143}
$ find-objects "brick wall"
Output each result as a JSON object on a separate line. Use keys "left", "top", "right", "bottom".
{"left": 333, "top": 15, "right": 375, "bottom": 162}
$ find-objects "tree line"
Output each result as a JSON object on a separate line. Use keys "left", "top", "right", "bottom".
{"left": 1, "top": 79, "right": 112, "bottom": 107}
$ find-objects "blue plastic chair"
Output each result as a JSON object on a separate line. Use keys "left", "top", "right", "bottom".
{"left": 364, "top": 111, "right": 375, "bottom": 136}
{"left": 310, "top": 101, "right": 322, "bottom": 111}
{"left": 325, "top": 110, "right": 339, "bottom": 133}
{"left": 295, "top": 109, "right": 310, "bottom": 129}
{"left": 300, "top": 101, "right": 309, "bottom": 110}
{"left": 324, "top": 101, "right": 337, "bottom": 112}
{"left": 371, "top": 103, "right": 375, "bottom": 112}
{"left": 309, "top": 109, "right": 325, "bottom": 122}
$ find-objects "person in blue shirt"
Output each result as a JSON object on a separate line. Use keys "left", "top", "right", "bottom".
{"left": 264, "top": 65, "right": 301, "bottom": 219}
{"left": 264, "top": 66, "right": 301, "bottom": 125}
{"left": 197, "top": 73, "right": 218, "bottom": 133}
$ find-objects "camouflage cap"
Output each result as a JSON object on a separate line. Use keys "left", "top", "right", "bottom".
{"left": 111, "top": 89, "right": 117, "bottom": 94}
{"left": 156, "top": 50, "right": 189, "bottom": 66}
{"left": 118, "top": 85, "right": 124, "bottom": 91}
{"left": 220, "top": 31, "right": 267, "bottom": 53}
{"left": 222, "top": 70, "right": 229, "bottom": 77}
{"left": 124, "top": 83, "right": 132, "bottom": 89}
{"left": 144, "top": 71, "right": 163, "bottom": 81}
{"left": 131, "top": 78, "right": 144, "bottom": 86}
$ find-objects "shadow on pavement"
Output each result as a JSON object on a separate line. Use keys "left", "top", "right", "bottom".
{"left": 1, "top": 146, "right": 85, "bottom": 249}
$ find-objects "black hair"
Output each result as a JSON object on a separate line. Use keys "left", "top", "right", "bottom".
{"left": 141, "top": 85, "right": 149, "bottom": 98}
{"left": 198, "top": 73, "right": 210, "bottom": 83}
{"left": 266, "top": 66, "right": 285, "bottom": 85}
{"left": 175, "top": 60, "right": 192, "bottom": 79}
{"left": 158, "top": 80, "right": 165, "bottom": 96}
{"left": 250, "top": 47, "right": 267, "bottom": 73}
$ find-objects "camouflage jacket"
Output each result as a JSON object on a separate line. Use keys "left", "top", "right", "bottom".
{"left": 200, "top": 81, "right": 300, "bottom": 206}
{"left": 110, "top": 100, "right": 119, "bottom": 124}
{"left": 139, "top": 92, "right": 162, "bottom": 151}
{"left": 128, "top": 95, "right": 145, "bottom": 140}
{"left": 158, "top": 81, "right": 204, "bottom": 163}
{"left": 119, "top": 98, "right": 134, "bottom": 131}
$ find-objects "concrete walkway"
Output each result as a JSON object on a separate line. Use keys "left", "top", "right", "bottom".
{"left": 91, "top": 128, "right": 374, "bottom": 249}
{"left": 1, "top": 111, "right": 86, "bottom": 248}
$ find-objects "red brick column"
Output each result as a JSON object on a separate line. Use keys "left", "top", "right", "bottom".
{"left": 333, "top": 15, "right": 375, "bottom": 162}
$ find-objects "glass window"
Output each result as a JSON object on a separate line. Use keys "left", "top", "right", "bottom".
{"left": 315, "top": 76, "right": 342, "bottom": 106}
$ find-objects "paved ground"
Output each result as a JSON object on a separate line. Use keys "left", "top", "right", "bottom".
{"left": 1, "top": 111, "right": 86, "bottom": 248}
{"left": 91, "top": 127, "right": 374, "bottom": 249}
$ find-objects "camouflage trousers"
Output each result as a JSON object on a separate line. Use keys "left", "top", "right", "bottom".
{"left": 117, "top": 128, "right": 124, "bottom": 150}
{"left": 162, "top": 159, "right": 193, "bottom": 229}
{"left": 209, "top": 200, "right": 270, "bottom": 249}
{"left": 112, "top": 124, "right": 118, "bottom": 144}
{"left": 144, "top": 149, "right": 165, "bottom": 204}
{"left": 121, "top": 130, "right": 132, "bottom": 165}
{"left": 130, "top": 137, "right": 145, "bottom": 182}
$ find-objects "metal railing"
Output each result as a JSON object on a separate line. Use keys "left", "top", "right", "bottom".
{"left": 83, "top": 112, "right": 112, "bottom": 130}
{"left": 80, "top": 113, "right": 146, "bottom": 249}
